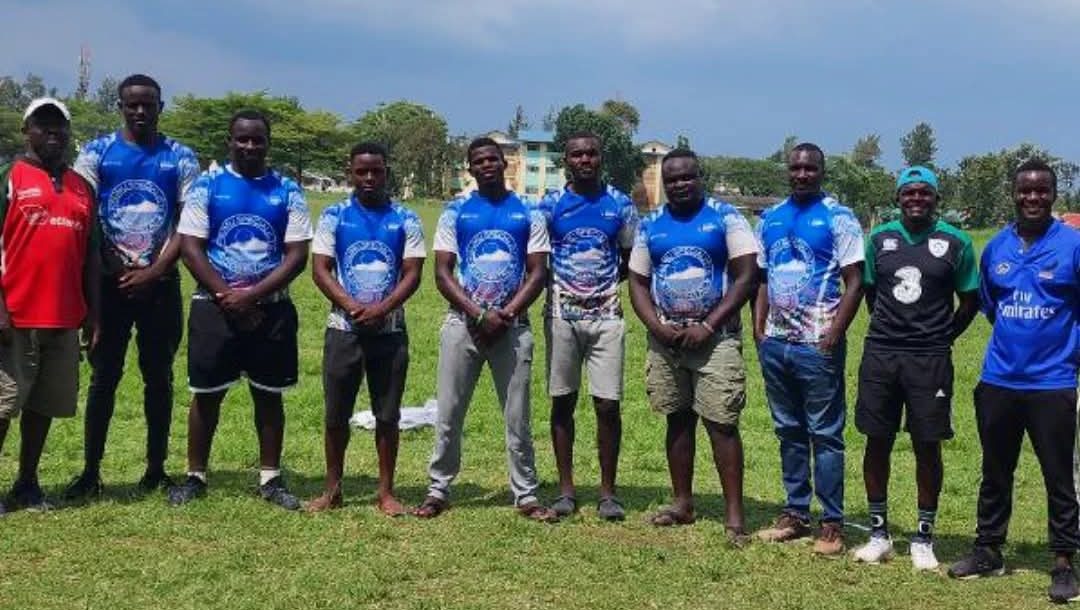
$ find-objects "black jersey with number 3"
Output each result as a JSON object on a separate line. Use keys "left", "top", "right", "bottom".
{"left": 864, "top": 219, "right": 978, "bottom": 352}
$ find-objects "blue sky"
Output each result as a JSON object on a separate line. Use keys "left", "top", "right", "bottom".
{"left": 3, "top": 0, "right": 1079, "bottom": 168}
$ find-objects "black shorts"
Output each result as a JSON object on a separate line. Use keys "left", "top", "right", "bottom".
{"left": 187, "top": 299, "right": 299, "bottom": 393}
{"left": 323, "top": 328, "right": 409, "bottom": 426}
{"left": 855, "top": 348, "right": 954, "bottom": 441}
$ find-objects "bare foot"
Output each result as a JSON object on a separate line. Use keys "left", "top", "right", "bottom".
{"left": 377, "top": 494, "right": 406, "bottom": 517}
{"left": 305, "top": 490, "right": 343, "bottom": 513}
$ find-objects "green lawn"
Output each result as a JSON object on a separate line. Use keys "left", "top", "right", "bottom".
{"left": 0, "top": 193, "right": 1064, "bottom": 609}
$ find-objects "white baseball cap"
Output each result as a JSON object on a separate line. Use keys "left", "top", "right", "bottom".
{"left": 23, "top": 97, "right": 71, "bottom": 122}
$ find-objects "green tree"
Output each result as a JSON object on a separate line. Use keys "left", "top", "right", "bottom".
{"left": 954, "top": 153, "right": 1007, "bottom": 228}
{"left": 95, "top": 76, "right": 120, "bottom": 114}
{"left": 553, "top": 104, "right": 643, "bottom": 193}
{"left": 599, "top": 99, "right": 640, "bottom": 135}
{"left": 900, "top": 122, "right": 937, "bottom": 167}
{"left": 675, "top": 134, "right": 691, "bottom": 149}
{"left": 507, "top": 104, "right": 530, "bottom": 138}
{"left": 768, "top": 135, "right": 799, "bottom": 163}
{"left": 851, "top": 133, "right": 882, "bottom": 168}
{"left": 700, "top": 156, "right": 786, "bottom": 196}
{"left": 66, "top": 97, "right": 118, "bottom": 151}
{"left": 350, "top": 100, "right": 452, "bottom": 198}
{"left": 824, "top": 155, "right": 894, "bottom": 224}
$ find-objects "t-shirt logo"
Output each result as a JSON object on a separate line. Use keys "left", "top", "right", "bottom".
{"left": 767, "top": 237, "right": 814, "bottom": 308}
{"left": 882, "top": 238, "right": 898, "bottom": 252}
{"left": 212, "top": 213, "right": 277, "bottom": 284}
{"left": 928, "top": 238, "right": 949, "bottom": 258}
{"left": 19, "top": 204, "right": 49, "bottom": 225}
{"left": 657, "top": 246, "right": 713, "bottom": 316}
{"left": 995, "top": 262, "right": 1011, "bottom": 275}
{"left": 892, "top": 266, "right": 923, "bottom": 304}
{"left": 104, "top": 179, "right": 169, "bottom": 263}
{"left": 465, "top": 229, "right": 519, "bottom": 305}
{"left": 562, "top": 226, "right": 609, "bottom": 287}
{"left": 342, "top": 240, "right": 395, "bottom": 304}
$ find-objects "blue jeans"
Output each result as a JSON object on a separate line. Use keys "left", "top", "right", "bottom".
{"left": 758, "top": 336, "right": 846, "bottom": 523}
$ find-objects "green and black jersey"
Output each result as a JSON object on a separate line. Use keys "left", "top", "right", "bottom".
{"left": 864, "top": 219, "right": 978, "bottom": 353}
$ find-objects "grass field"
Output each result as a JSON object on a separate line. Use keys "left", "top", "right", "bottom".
{"left": 0, "top": 192, "right": 1067, "bottom": 609}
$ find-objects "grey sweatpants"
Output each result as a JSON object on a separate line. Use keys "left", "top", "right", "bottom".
{"left": 427, "top": 315, "right": 540, "bottom": 506}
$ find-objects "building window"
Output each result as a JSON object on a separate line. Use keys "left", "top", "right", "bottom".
{"left": 527, "top": 165, "right": 540, "bottom": 173}
{"left": 526, "top": 143, "right": 540, "bottom": 152}
{"left": 525, "top": 186, "right": 539, "bottom": 194}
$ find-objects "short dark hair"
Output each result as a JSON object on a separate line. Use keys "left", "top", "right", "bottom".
{"left": 565, "top": 131, "right": 601, "bottom": 147}
{"left": 1014, "top": 158, "right": 1057, "bottom": 189}
{"left": 790, "top": 142, "right": 826, "bottom": 170}
{"left": 350, "top": 141, "right": 388, "bottom": 162}
{"left": 467, "top": 136, "right": 503, "bottom": 162}
{"left": 660, "top": 148, "right": 701, "bottom": 176}
{"left": 229, "top": 109, "right": 271, "bottom": 138}
{"left": 117, "top": 74, "right": 161, "bottom": 98}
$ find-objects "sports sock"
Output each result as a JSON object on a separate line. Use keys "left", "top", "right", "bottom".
{"left": 868, "top": 498, "right": 889, "bottom": 538}
{"left": 187, "top": 471, "right": 207, "bottom": 484}
{"left": 914, "top": 507, "right": 937, "bottom": 543}
{"left": 259, "top": 468, "right": 282, "bottom": 486}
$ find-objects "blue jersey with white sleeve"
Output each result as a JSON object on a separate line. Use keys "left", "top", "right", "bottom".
{"left": 628, "top": 198, "right": 758, "bottom": 325}
{"left": 177, "top": 164, "right": 313, "bottom": 297}
{"left": 979, "top": 220, "right": 1080, "bottom": 390}
{"left": 433, "top": 190, "right": 550, "bottom": 310}
{"left": 74, "top": 131, "right": 200, "bottom": 271}
{"left": 312, "top": 196, "right": 426, "bottom": 333}
{"left": 535, "top": 184, "right": 638, "bottom": 319}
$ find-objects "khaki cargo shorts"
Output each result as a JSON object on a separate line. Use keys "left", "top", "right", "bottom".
{"left": 645, "top": 332, "right": 746, "bottom": 426}
{"left": 0, "top": 328, "right": 80, "bottom": 420}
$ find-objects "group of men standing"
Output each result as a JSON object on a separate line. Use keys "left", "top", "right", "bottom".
{"left": 1, "top": 73, "right": 1078, "bottom": 604}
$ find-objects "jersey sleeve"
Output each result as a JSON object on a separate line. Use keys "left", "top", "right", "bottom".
{"left": 754, "top": 211, "right": 769, "bottom": 269}
{"left": 628, "top": 218, "right": 652, "bottom": 276}
{"left": 725, "top": 210, "right": 759, "bottom": 259}
{"left": 176, "top": 145, "right": 201, "bottom": 205}
{"left": 403, "top": 208, "right": 427, "bottom": 259}
{"left": 432, "top": 201, "right": 460, "bottom": 254}
{"left": 617, "top": 194, "right": 640, "bottom": 250}
{"left": 177, "top": 171, "right": 212, "bottom": 238}
{"left": 978, "top": 245, "right": 995, "bottom": 316}
{"left": 527, "top": 206, "right": 551, "bottom": 254}
{"left": 284, "top": 182, "right": 313, "bottom": 242}
{"left": 831, "top": 208, "right": 865, "bottom": 268}
{"left": 311, "top": 205, "right": 340, "bottom": 257}
{"left": 73, "top": 139, "right": 104, "bottom": 195}
{"left": 863, "top": 235, "right": 877, "bottom": 286}
{"left": 954, "top": 237, "right": 979, "bottom": 293}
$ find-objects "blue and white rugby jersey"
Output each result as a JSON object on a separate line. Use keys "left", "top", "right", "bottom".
{"left": 177, "top": 164, "right": 313, "bottom": 298}
{"left": 755, "top": 194, "right": 864, "bottom": 344}
{"left": 312, "top": 195, "right": 426, "bottom": 334}
{"left": 628, "top": 198, "right": 758, "bottom": 325}
{"left": 535, "top": 184, "right": 637, "bottom": 320}
{"left": 74, "top": 131, "right": 200, "bottom": 271}
{"left": 432, "top": 190, "right": 550, "bottom": 311}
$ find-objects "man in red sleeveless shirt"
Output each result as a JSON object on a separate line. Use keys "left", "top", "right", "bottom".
{"left": 0, "top": 98, "right": 100, "bottom": 514}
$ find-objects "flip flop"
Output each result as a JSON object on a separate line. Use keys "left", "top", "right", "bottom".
{"left": 518, "top": 502, "right": 559, "bottom": 523}
{"left": 597, "top": 496, "right": 626, "bottom": 522}
{"left": 412, "top": 495, "right": 448, "bottom": 519}
{"left": 649, "top": 507, "right": 695, "bottom": 527}
{"left": 551, "top": 495, "right": 577, "bottom": 517}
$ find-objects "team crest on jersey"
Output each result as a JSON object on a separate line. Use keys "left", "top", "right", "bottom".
{"left": 19, "top": 204, "right": 49, "bottom": 225}
{"left": 892, "top": 266, "right": 923, "bottom": 304}
{"left": 928, "top": 238, "right": 949, "bottom": 258}
{"left": 465, "top": 230, "right": 519, "bottom": 305}
{"left": 657, "top": 246, "right": 713, "bottom": 316}
{"left": 212, "top": 214, "right": 278, "bottom": 284}
{"left": 342, "top": 240, "right": 395, "bottom": 303}
{"left": 766, "top": 238, "right": 814, "bottom": 308}
{"left": 882, "top": 238, "right": 898, "bottom": 252}
{"left": 995, "top": 262, "right": 1011, "bottom": 275}
{"left": 561, "top": 227, "right": 610, "bottom": 288}
{"left": 105, "top": 179, "right": 169, "bottom": 264}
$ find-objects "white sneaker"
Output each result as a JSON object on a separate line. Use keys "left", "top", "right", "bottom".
{"left": 852, "top": 535, "right": 894, "bottom": 564}
{"left": 910, "top": 540, "right": 940, "bottom": 571}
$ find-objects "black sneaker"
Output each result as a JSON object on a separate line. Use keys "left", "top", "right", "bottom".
{"left": 948, "top": 545, "right": 1005, "bottom": 579}
{"left": 1049, "top": 565, "right": 1080, "bottom": 604}
{"left": 8, "top": 479, "right": 53, "bottom": 512}
{"left": 63, "top": 471, "right": 103, "bottom": 501}
{"left": 137, "top": 469, "right": 174, "bottom": 493}
{"left": 167, "top": 475, "right": 207, "bottom": 506}
{"left": 258, "top": 476, "right": 300, "bottom": 511}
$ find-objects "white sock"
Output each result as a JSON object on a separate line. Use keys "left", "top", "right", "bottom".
{"left": 187, "top": 471, "right": 207, "bottom": 484}
{"left": 259, "top": 469, "right": 281, "bottom": 486}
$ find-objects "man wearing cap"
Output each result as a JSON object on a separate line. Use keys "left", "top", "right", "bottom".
{"left": 66, "top": 74, "right": 200, "bottom": 499}
{"left": 0, "top": 98, "right": 100, "bottom": 512}
{"left": 850, "top": 166, "right": 979, "bottom": 569}
{"left": 948, "top": 159, "right": 1080, "bottom": 604}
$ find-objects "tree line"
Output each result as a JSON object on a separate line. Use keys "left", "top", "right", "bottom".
{"left": 2, "top": 72, "right": 1077, "bottom": 227}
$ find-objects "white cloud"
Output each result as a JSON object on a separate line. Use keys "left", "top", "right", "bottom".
{"left": 125, "top": 200, "right": 160, "bottom": 214}
{"left": 666, "top": 266, "right": 706, "bottom": 281}
{"left": 570, "top": 248, "right": 604, "bottom": 261}
{"left": 773, "top": 259, "right": 807, "bottom": 275}
{"left": 352, "top": 260, "right": 390, "bottom": 273}
{"left": 475, "top": 249, "right": 512, "bottom": 262}
{"left": 231, "top": 237, "right": 269, "bottom": 253}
